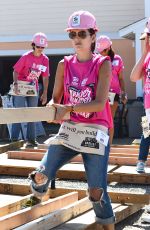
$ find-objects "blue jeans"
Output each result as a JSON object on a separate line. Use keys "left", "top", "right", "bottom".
{"left": 31, "top": 144, "right": 115, "bottom": 225}
{"left": 138, "top": 135, "right": 150, "bottom": 161}
{"left": 11, "top": 95, "right": 38, "bottom": 141}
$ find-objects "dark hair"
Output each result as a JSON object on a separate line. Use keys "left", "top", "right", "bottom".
{"left": 107, "top": 47, "right": 115, "bottom": 62}
{"left": 88, "top": 28, "right": 96, "bottom": 53}
{"left": 31, "top": 42, "right": 35, "bottom": 50}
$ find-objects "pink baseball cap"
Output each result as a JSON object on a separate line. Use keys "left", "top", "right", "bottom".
{"left": 32, "top": 32, "right": 48, "bottom": 47}
{"left": 140, "top": 17, "right": 150, "bottom": 40}
{"left": 66, "top": 10, "right": 98, "bottom": 31}
{"left": 96, "top": 35, "right": 112, "bottom": 53}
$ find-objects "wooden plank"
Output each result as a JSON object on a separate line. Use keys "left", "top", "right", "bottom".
{"left": 0, "top": 182, "right": 148, "bottom": 206}
{"left": 0, "top": 107, "right": 70, "bottom": 124}
{"left": 52, "top": 209, "right": 98, "bottom": 230}
{"left": 108, "top": 166, "right": 150, "bottom": 184}
{"left": 111, "top": 144, "right": 140, "bottom": 148}
{"left": 52, "top": 203, "right": 143, "bottom": 230}
{"left": 15, "top": 197, "right": 93, "bottom": 230}
{"left": 0, "top": 194, "right": 32, "bottom": 217}
{"left": 21, "top": 148, "right": 46, "bottom": 153}
{"left": 109, "top": 191, "right": 150, "bottom": 204}
{"left": 7, "top": 151, "right": 150, "bottom": 167}
{"left": 7, "top": 151, "right": 45, "bottom": 161}
{"left": 109, "top": 156, "right": 137, "bottom": 166}
{"left": 0, "top": 194, "right": 22, "bottom": 207}
{"left": 56, "top": 164, "right": 117, "bottom": 180}
{"left": 110, "top": 147, "right": 139, "bottom": 153}
{"left": 70, "top": 155, "right": 144, "bottom": 166}
{"left": 51, "top": 204, "right": 119, "bottom": 230}
{"left": 0, "top": 158, "right": 116, "bottom": 179}
{"left": 0, "top": 192, "right": 78, "bottom": 230}
{"left": 109, "top": 156, "right": 150, "bottom": 167}
{"left": 2, "top": 157, "right": 150, "bottom": 184}
{"left": 0, "top": 187, "right": 86, "bottom": 218}
{"left": 49, "top": 187, "right": 87, "bottom": 200}
{"left": 0, "top": 183, "right": 31, "bottom": 196}
{"left": 115, "top": 203, "right": 144, "bottom": 224}
{"left": 114, "top": 165, "right": 150, "bottom": 175}
{"left": 0, "top": 140, "right": 24, "bottom": 154}
{"left": 0, "top": 159, "right": 39, "bottom": 176}
{"left": 50, "top": 187, "right": 150, "bottom": 205}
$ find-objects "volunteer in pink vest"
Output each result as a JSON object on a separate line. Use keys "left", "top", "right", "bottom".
{"left": 130, "top": 18, "right": 150, "bottom": 175}
{"left": 11, "top": 32, "right": 49, "bottom": 147}
{"left": 29, "top": 11, "right": 115, "bottom": 229}
{"left": 96, "top": 36, "right": 127, "bottom": 144}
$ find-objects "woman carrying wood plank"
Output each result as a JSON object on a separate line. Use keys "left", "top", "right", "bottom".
{"left": 29, "top": 10, "right": 115, "bottom": 230}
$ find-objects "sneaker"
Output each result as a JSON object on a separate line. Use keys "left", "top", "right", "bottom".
{"left": 25, "top": 140, "right": 39, "bottom": 147}
{"left": 146, "top": 206, "right": 150, "bottom": 213}
{"left": 141, "top": 215, "right": 150, "bottom": 223}
{"left": 22, "top": 195, "right": 41, "bottom": 209}
{"left": 136, "top": 161, "right": 145, "bottom": 173}
{"left": 11, "top": 139, "right": 19, "bottom": 142}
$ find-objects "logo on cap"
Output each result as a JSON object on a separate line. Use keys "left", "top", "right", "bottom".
{"left": 40, "top": 38, "right": 45, "bottom": 45}
{"left": 72, "top": 15, "right": 80, "bottom": 27}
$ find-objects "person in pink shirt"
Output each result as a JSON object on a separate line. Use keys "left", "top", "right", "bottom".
{"left": 130, "top": 18, "right": 150, "bottom": 174}
{"left": 96, "top": 36, "right": 127, "bottom": 144}
{"left": 11, "top": 32, "right": 49, "bottom": 147}
{"left": 28, "top": 10, "right": 115, "bottom": 229}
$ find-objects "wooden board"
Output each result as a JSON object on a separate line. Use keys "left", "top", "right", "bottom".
{"left": 0, "top": 159, "right": 39, "bottom": 175}
{"left": 112, "top": 144, "right": 140, "bottom": 148}
{"left": 0, "top": 192, "right": 78, "bottom": 230}
{"left": 51, "top": 203, "right": 143, "bottom": 230}
{"left": 109, "top": 165, "right": 150, "bottom": 184}
{"left": 0, "top": 194, "right": 22, "bottom": 207}
{"left": 0, "top": 140, "right": 24, "bottom": 154}
{"left": 0, "top": 158, "right": 117, "bottom": 179}
{"left": 0, "top": 107, "right": 70, "bottom": 124}
{"left": 0, "top": 183, "right": 149, "bottom": 206}
{"left": 7, "top": 151, "right": 45, "bottom": 161}
{"left": 15, "top": 197, "right": 93, "bottom": 230}
{"left": 110, "top": 147, "right": 139, "bottom": 154}
{"left": 7, "top": 151, "right": 150, "bottom": 167}
{"left": 0, "top": 183, "right": 31, "bottom": 196}
{"left": 37, "top": 143, "right": 141, "bottom": 151}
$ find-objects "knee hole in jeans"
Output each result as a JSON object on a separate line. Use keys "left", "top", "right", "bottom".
{"left": 88, "top": 188, "right": 103, "bottom": 202}
{"left": 29, "top": 170, "right": 48, "bottom": 186}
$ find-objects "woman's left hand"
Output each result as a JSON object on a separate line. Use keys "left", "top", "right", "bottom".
{"left": 40, "top": 93, "right": 47, "bottom": 105}
{"left": 120, "top": 92, "right": 128, "bottom": 104}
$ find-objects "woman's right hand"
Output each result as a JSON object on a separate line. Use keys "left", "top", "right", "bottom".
{"left": 143, "top": 34, "right": 150, "bottom": 55}
{"left": 13, "top": 83, "right": 19, "bottom": 95}
{"left": 46, "top": 101, "right": 71, "bottom": 123}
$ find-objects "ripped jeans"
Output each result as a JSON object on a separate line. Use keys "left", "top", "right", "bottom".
{"left": 30, "top": 144, "right": 115, "bottom": 225}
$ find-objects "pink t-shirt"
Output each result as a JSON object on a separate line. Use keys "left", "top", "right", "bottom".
{"left": 143, "top": 52, "right": 150, "bottom": 109}
{"left": 110, "top": 54, "right": 124, "bottom": 94}
{"left": 13, "top": 51, "right": 49, "bottom": 89}
{"left": 63, "top": 54, "right": 113, "bottom": 128}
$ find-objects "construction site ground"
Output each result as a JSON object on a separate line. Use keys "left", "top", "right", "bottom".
{"left": 0, "top": 122, "right": 150, "bottom": 230}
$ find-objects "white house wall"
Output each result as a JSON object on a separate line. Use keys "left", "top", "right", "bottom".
{"left": 0, "top": 0, "right": 145, "bottom": 39}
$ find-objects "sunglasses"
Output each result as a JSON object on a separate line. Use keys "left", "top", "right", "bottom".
{"left": 35, "top": 45, "right": 44, "bottom": 49}
{"left": 68, "top": 30, "right": 90, "bottom": 39}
